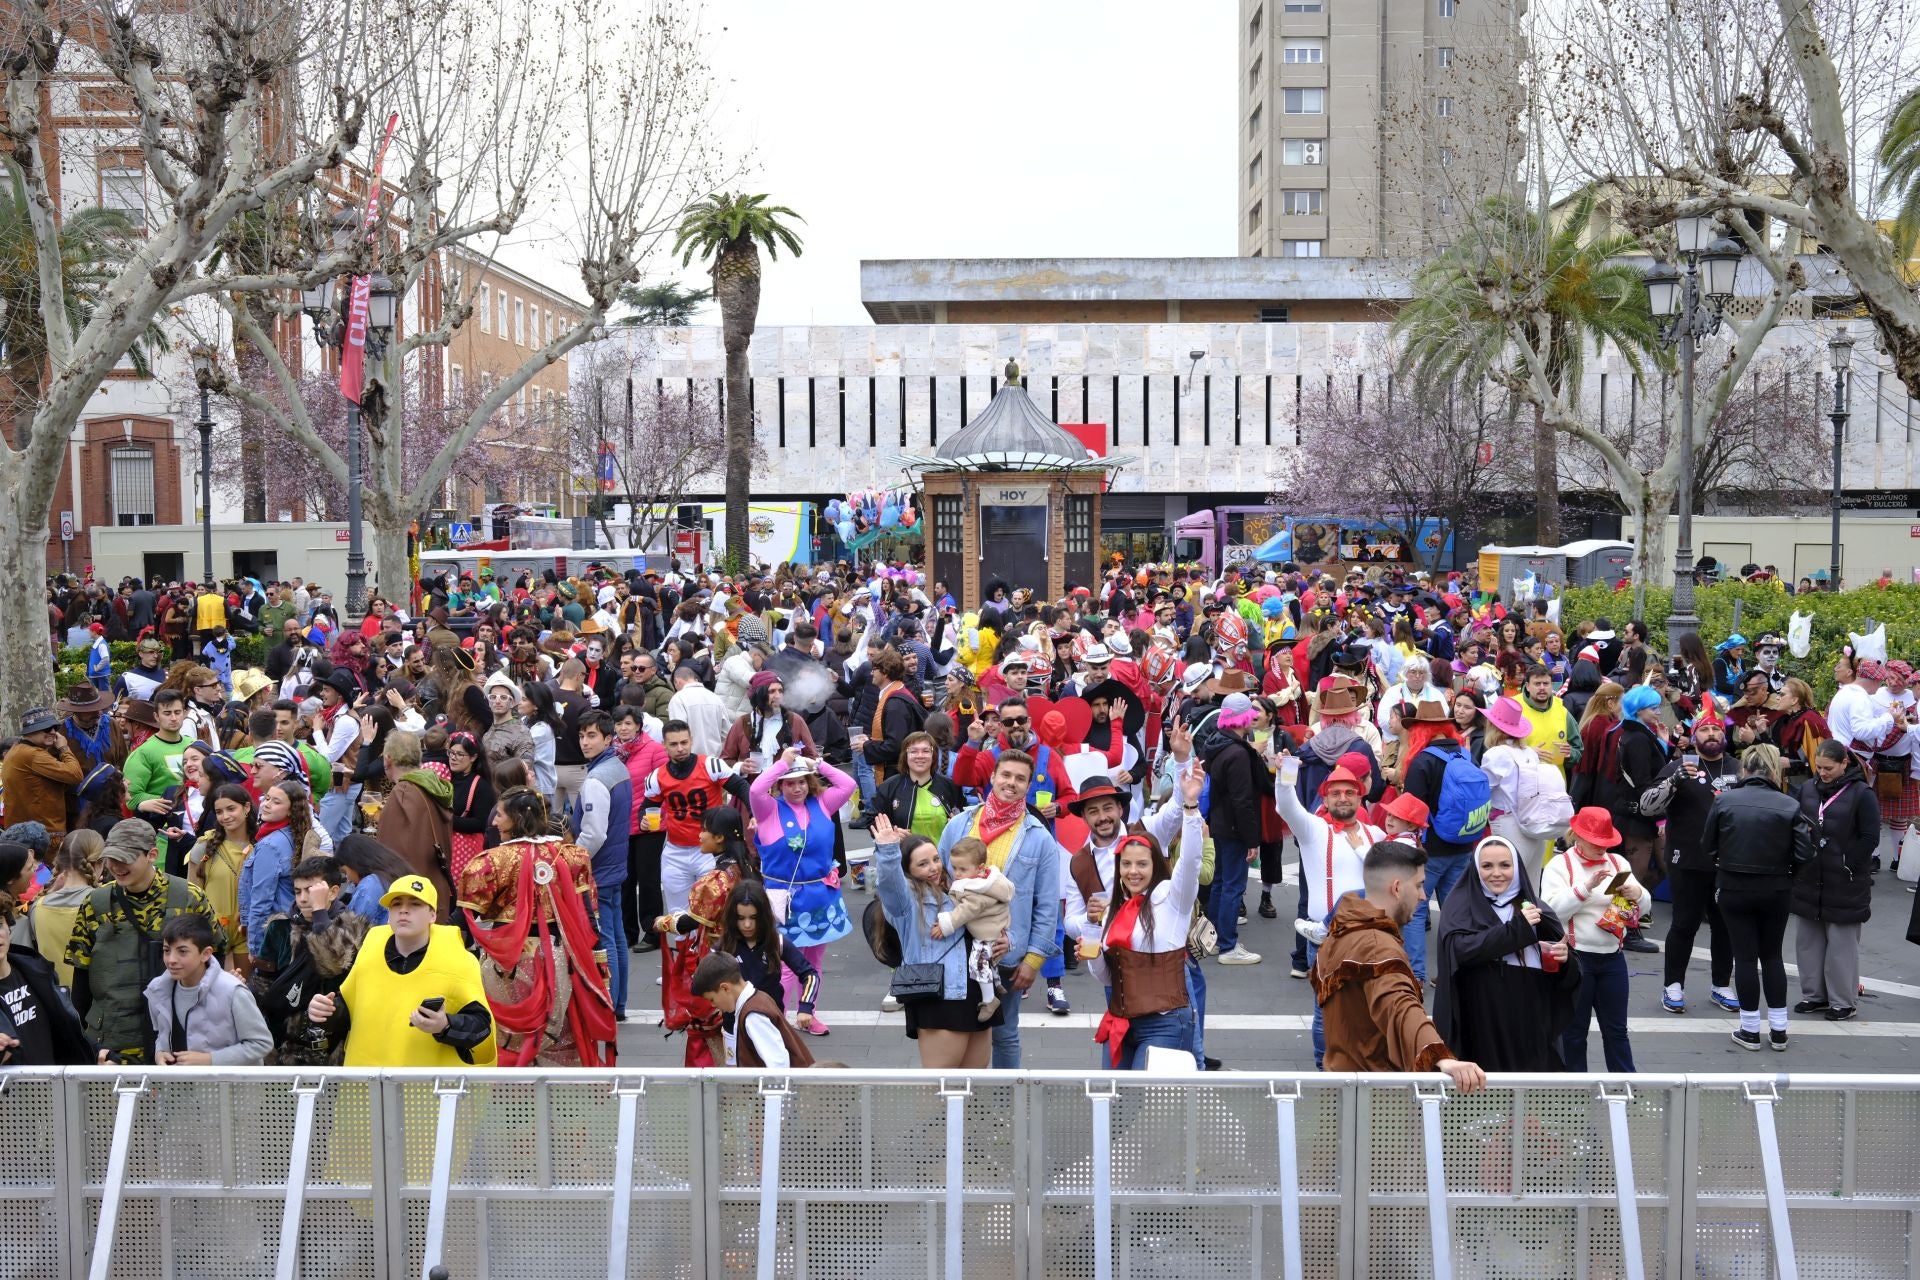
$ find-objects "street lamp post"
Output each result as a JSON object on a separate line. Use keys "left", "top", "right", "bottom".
{"left": 1828, "top": 329, "right": 1854, "bottom": 591}
{"left": 1642, "top": 217, "right": 1745, "bottom": 652}
{"left": 302, "top": 265, "right": 398, "bottom": 620}
{"left": 189, "top": 346, "right": 217, "bottom": 585}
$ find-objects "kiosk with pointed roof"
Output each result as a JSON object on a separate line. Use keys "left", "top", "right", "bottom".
{"left": 897, "top": 360, "right": 1130, "bottom": 602}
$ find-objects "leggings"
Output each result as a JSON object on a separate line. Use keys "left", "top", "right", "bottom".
{"left": 1662, "top": 865, "right": 1730, "bottom": 990}
{"left": 780, "top": 944, "right": 828, "bottom": 1024}
{"left": 1716, "top": 882, "right": 1791, "bottom": 1012}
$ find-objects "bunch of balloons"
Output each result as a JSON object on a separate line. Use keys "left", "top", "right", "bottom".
{"left": 824, "top": 489, "right": 919, "bottom": 545}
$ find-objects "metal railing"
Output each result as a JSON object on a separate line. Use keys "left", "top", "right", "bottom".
{"left": 8, "top": 1067, "right": 1920, "bottom": 1279}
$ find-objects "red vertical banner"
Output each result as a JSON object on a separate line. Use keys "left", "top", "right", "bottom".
{"left": 339, "top": 112, "right": 401, "bottom": 406}
{"left": 1060, "top": 423, "right": 1108, "bottom": 458}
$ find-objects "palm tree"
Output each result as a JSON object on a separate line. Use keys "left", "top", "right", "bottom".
{"left": 1879, "top": 86, "right": 1920, "bottom": 266}
{"left": 615, "top": 279, "right": 713, "bottom": 326}
{"left": 1393, "top": 192, "right": 1661, "bottom": 544}
{"left": 0, "top": 157, "right": 165, "bottom": 451}
{"left": 673, "top": 193, "right": 803, "bottom": 567}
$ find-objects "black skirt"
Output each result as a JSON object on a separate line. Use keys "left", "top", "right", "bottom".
{"left": 904, "top": 980, "right": 1007, "bottom": 1038}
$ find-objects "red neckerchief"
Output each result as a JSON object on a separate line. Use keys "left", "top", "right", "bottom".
{"left": 254, "top": 818, "right": 289, "bottom": 844}
{"left": 975, "top": 790, "right": 1027, "bottom": 846}
{"left": 1093, "top": 892, "right": 1149, "bottom": 1067}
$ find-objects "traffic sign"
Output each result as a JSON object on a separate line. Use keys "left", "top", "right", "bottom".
{"left": 59, "top": 511, "right": 73, "bottom": 541}
{"left": 450, "top": 522, "right": 475, "bottom": 545}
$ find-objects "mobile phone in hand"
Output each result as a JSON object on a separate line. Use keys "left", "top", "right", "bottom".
{"left": 1605, "top": 870, "right": 1631, "bottom": 894}
{"left": 419, "top": 997, "right": 446, "bottom": 1013}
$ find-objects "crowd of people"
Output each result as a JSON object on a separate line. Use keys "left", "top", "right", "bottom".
{"left": 2, "top": 556, "right": 1914, "bottom": 1079}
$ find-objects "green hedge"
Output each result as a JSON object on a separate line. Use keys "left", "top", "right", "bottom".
{"left": 1559, "top": 581, "right": 1920, "bottom": 704}
{"left": 52, "top": 635, "right": 272, "bottom": 700}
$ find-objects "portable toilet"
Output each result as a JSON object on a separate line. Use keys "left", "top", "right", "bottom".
{"left": 1476, "top": 544, "right": 1568, "bottom": 598}
{"left": 1559, "top": 539, "right": 1635, "bottom": 588}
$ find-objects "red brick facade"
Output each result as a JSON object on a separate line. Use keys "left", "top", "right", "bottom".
{"left": 44, "top": 415, "right": 183, "bottom": 575}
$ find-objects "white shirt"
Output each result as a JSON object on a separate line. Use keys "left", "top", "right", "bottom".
{"left": 668, "top": 683, "right": 734, "bottom": 758}
{"left": 721, "top": 1008, "right": 789, "bottom": 1068}
{"left": 1829, "top": 684, "right": 1896, "bottom": 752}
{"left": 1274, "top": 774, "right": 1383, "bottom": 924}
{"left": 1063, "top": 796, "right": 1188, "bottom": 940}
{"left": 1871, "top": 689, "right": 1918, "bottom": 757}
{"left": 1375, "top": 681, "right": 1449, "bottom": 734}
{"left": 1087, "top": 809, "right": 1207, "bottom": 982}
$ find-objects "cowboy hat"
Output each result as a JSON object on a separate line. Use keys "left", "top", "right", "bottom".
{"left": 775, "top": 755, "right": 819, "bottom": 778}
{"left": 1080, "top": 679, "right": 1147, "bottom": 738}
{"left": 1411, "top": 700, "right": 1452, "bottom": 724}
{"left": 56, "top": 684, "right": 106, "bottom": 715}
{"left": 118, "top": 698, "right": 159, "bottom": 729}
{"left": 1568, "top": 806, "right": 1623, "bottom": 849}
{"left": 1317, "top": 687, "right": 1359, "bottom": 717}
{"left": 1179, "top": 662, "right": 1212, "bottom": 694}
{"left": 1483, "top": 696, "right": 1532, "bottom": 740}
{"left": 1383, "top": 792, "right": 1430, "bottom": 828}
{"left": 232, "top": 669, "right": 274, "bottom": 703}
{"left": 1068, "top": 776, "right": 1127, "bottom": 815}
{"left": 1318, "top": 765, "right": 1365, "bottom": 798}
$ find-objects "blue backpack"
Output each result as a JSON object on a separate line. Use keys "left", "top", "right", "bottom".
{"left": 1427, "top": 743, "right": 1492, "bottom": 843}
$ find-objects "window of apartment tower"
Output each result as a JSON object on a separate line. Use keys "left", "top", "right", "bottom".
{"left": 1282, "top": 240, "right": 1323, "bottom": 258}
{"left": 1436, "top": 46, "right": 1454, "bottom": 67}
{"left": 110, "top": 447, "right": 156, "bottom": 526}
{"left": 1249, "top": 104, "right": 1263, "bottom": 141}
{"left": 1249, "top": 153, "right": 1264, "bottom": 189}
{"left": 1284, "top": 38, "right": 1324, "bottom": 62}
{"left": 1284, "top": 0, "right": 1321, "bottom": 11}
{"left": 1283, "top": 190, "right": 1323, "bottom": 215}
{"left": 1438, "top": 146, "right": 1454, "bottom": 167}
{"left": 1249, "top": 201, "right": 1264, "bottom": 235}
{"left": 1283, "top": 88, "right": 1325, "bottom": 114}
{"left": 1249, "top": 6, "right": 1262, "bottom": 43}
{"left": 1283, "top": 138, "right": 1326, "bottom": 165}
{"left": 1248, "top": 56, "right": 1262, "bottom": 95}
{"left": 1438, "top": 0, "right": 1455, "bottom": 15}
{"left": 1437, "top": 96, "right": 1454, "bottom": 117}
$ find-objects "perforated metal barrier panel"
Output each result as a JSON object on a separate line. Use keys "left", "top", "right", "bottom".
{"left": 10, "top": 1069, "right": 1920, "bottom": 1279}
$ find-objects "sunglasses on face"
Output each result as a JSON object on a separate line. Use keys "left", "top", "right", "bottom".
{"left": 1000, "top": 715, "right": 1029, "bottom": 727}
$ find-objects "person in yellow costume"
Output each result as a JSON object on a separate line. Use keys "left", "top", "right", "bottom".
{"left": 307, "top": 875, "right": 497, "bottom": 1067}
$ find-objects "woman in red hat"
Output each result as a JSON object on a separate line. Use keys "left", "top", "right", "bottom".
{"left": 1542, "top": 806, "right": 1650, "bottom": 1071}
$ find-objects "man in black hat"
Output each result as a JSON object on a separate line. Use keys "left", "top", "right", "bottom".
{"left": 309, "top": 667, "right": 364, "bottom": 846}
{"left": 56, "top": 683, "right": 116, "bottom": 776}
{"left": 1752, "top": 634, "right": 1788, "bottom": 694}
{"left": 2, "top": 708, "right": 83, "bottom": 837}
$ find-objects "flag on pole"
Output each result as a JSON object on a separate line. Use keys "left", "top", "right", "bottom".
{"left": 339, "top": 112, "right": 401, "bottom": 406}
{"left": 597, "top": 444, "right": 618, "bottom": 492}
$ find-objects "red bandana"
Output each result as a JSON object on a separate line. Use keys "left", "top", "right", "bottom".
{"left": 1092, "top": 892, "right": 1149, "bottom": 1067}
{"left": 975, "top": 791, "right": 1027, "bottom": 846}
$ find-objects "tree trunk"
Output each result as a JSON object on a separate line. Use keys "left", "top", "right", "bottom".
{"left": 0, "top": 462, "right": 57, "bottom": 731}
{"left": 241, "top": 426, "right": 269, "bottom": 523}
{"left": 1632, "top": 479, "right": 1671, "bottom": 623}
{"left": 371, "top": 510, "right": 411, "bottom": 611}
{"left": 1532, "top": 401, "right": 1560, "bottom": 545}
{"left": 715, "top": 238, "right": 762, "bottom": 572}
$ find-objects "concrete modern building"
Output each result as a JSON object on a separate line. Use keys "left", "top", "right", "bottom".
{"left": 575, "top": 255, "right": 1920, "bottom": 569}
{"left": 1237, "top": 0, "right": 1524, "bottom": 258}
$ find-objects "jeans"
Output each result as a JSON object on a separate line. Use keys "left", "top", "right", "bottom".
{"left": 1309, "top": 941, "right": 1325, "bottom": 1068}
{"left": 851, "top": 753, "right": 877, "bottom": 814}
{"left": 1186, "top": 956, "right": 1208, "bottom": 1067}
{"left": 1663, "top": 865, "right": 1731, "bottom": 990}
{"left": 991, "top": 970, "right": 1027, "bottom": 1068}
{"left": 1717, "top": 883, "right": 1791, "bottom": 1012}
{"left": 1561, "top": 949, "right": 1635, "bottom": 1072}
{"left": 1291, "top": 873, "right": 1311, "bottom": 970}
{"left": 1399, "top": 848, "right": 1469, "bottom": 984}
{"left": 317, "top": 784, "right": 360, "bottom": 847}
{"left": 1041, "top": 923, "right": 1066, "bottom": 981}
{"left": 1207, "top": 838, "right": 1252, "bottom": 952}
{"left": 597, "top": 895, "right": 630, "bottom": 1015}
{"left": 1120, "top": 1007, "right": 1195, "bottom": 1070}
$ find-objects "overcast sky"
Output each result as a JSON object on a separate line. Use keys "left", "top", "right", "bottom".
{"left": 653, "top": 1, "right": 1239, "bottom": 325}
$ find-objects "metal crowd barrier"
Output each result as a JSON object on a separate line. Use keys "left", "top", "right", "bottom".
{"left": 6, "top": 1067, "right": 1920, "bottom": 1278}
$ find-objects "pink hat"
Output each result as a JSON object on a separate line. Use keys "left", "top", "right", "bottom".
{"left": 1484, "top": 696, "right": 1532, "bottom": 740}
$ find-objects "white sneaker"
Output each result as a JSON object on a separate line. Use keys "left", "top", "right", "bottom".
{"left": 879, "top": 993, "right": 902, "bottom": 1013}
{"left": 1217, "top": 944, "right": 1263, "bottom": 966}
{"left": 1293, "top": 919, "right": 1329, "bottom": 947}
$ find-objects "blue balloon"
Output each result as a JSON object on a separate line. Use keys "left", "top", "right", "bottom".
{"left": 825, "top": 500, "right": 841, "bottom": 521}
{"left": 881, "top": 503, "right": 900, "bottom": 529}
{"left": 837, "top": 520, "right": 855, "bottom": 542}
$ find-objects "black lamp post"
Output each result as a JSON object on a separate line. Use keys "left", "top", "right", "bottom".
{"left": 189, "top": 345, "right": 216, "bottom": 585}
{"left": 1828, "top": 329, "right": 1854, "bottom": 591}
{"left": 1642, "top": 215, "right": 1745, "bottom": 651}
{"left": 302, "top": 258, "right": 398, "bottom": 618}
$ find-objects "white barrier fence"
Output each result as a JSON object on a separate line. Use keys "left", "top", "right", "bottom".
{"left": 6, "top": 1068, "right": 1920, "bottom": 1279}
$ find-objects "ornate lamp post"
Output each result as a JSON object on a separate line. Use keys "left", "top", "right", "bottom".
{"left": 1641, "top": 217, "right": 1745, "bottom": 650}
{"left": 1827, "top": 328, "right": 1854, "bottom": 591}
{"left": 188, "top": 345, "right": 217, "bottom": 585}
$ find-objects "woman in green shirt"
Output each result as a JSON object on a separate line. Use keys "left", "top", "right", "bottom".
{"left": 870, "top": 732, "right": 967, "bottom": 842}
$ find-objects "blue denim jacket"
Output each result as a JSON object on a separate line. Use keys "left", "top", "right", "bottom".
{"left": 936, "top": 808, "right": 1062, "bottom": 964}
{"left": 872, "top": 840, "right": 971, "bottom": 1001}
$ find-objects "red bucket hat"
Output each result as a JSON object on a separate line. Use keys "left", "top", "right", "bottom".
{"left": 1568, "top": 806, "right": 1623, "bottom": 849}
